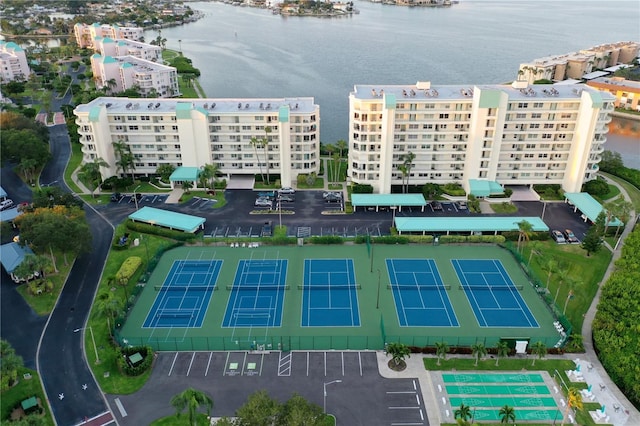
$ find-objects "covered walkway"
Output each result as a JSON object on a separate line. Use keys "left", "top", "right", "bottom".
{"left": 351, "top": 193, "right": 427, "bottom": 212}
{"left": 394, "top": 216, "right": 548, "bottom": 235}
{"left": 128, "top": 207, "right": 205, "bottom": 233}
{"left": 564, "top": 192, "right": 622, "bottom": 227}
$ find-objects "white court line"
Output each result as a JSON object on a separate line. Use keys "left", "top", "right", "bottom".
{"left": 205, "top": 352, "right": 213, "bottom": 376}
{"left": 168, "top": 352, "right": 179, "bottom": 376}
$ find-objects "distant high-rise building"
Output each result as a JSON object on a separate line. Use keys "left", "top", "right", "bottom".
{"left": 0, "top": 41, "right": 31, "bottom": 82}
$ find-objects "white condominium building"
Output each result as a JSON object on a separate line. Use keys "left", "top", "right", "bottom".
{"left": 90, "top": 55, "right": 180, "bottom": 98}
{"left": 93, "top": 37, "right": 162, "bottom": 63}
{"left": 517, "top": 41, "right": 639, "bottom": 84}
{"left": 0, "top": 41, "right": 31, "bottom": 82}
{"left": 348, "top": 81, "right": 614, "bottom": 194}
{"left": 74, "top": 23, "right": 144, "bottom": 49}
{"left": 74, "top": 97, "right": 320, "bottom": 187}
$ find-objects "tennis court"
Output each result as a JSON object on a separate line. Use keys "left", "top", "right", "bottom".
{"left": 442, "top": 372, "right": 562, "bottom": 422}
{"left": 301, "top": 259, "right": 360, "bottom": 327}
{"left": 143, "top": 260, "right": 222, "bottom": 328}
{"left": 452, "top": 259, "right": 539, "bottom": 328}
{"left": 222, "top": 259, "right": 288, "bottom": 328}
{"left": 119, "top": 245, "right": 559, "bottom": 351}
{"left": 386, "top": 259, "right": 458, "bottom": 327}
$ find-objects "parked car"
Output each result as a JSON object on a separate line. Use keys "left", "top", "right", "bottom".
{"left": 258, "top": 191, "right": 276, "bottom": 198}
{"left": 278, "top": 187, "right": 295, "bottom": 195}
{"left": 430, "top": 201, "right": 443, "bottom": 211}
{"left": 278, "top": 194, "right": 295, "bottom": 202}
{"left": 551, "top": 230, "right": 566, "bottom": 244}
{"left": 0, "top": 199, "right": 14, "bottom": 211}
{"left": 110, "top": 192, "right": 124, "bottom": 202}
{"left": 457, "top": 201, "right": 468, "bottom": 210}
{"left": 323, "top": 191, "right": 342, "bottom": 199}
{"left": 261, "top": 221, "right": 273, "bottom": 237}
{"left": 254, "top": 198, "right": 273, "bottom": 207}
{"left": 564, "top": 229, "right": 580, "bottom": 244}
{"left": 325, "top": 194, "right": 342, "bottom": 203}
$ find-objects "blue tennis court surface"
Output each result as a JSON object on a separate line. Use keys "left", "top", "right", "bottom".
{"left": 386, "top": 259, "right": 459, "bottom": 327}
{"left": 452, "top": 259, "right": 539, "bottom": 328}
{"left": 222, "top": 259, "right": 287, "bottom": 328}
{"left": 302, "top": 259, "right": 360, "bottom": 327}
{"left": 143, "top": 260, "right": 222, "bottom": 328}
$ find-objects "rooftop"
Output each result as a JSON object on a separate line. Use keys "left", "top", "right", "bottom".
{"left": 128, "top": 207, "right": 205, "bottom": 233}
{"left": 394, "top": 217, "right": 549, "bottom": 233}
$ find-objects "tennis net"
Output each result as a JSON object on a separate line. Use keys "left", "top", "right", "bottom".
{"left": 459, "top": 285, "right": 523, "bottom": 291}
{"left": 298, "top": 284, "right": 362, "bottom": 290}
{"left": 226, "top": 285, "right": 290, "bottom": 291}
{"left": 154, "top": 285, "right": 217, "bottom": 291}
{"left": 387, "top": 284, "right": 451, "bottom": 290}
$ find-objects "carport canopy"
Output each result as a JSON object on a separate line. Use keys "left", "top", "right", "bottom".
{"left": 169, "top": 166, "right": 200, "bottom": 182}
{"left": 469, "top": 179, "right": 504, "bottom": 197}
{"left": 394, "top": 216, "right": 548, "bottom": 234}
{"left": 0, "top": 242, "right": 34, "bottom": 274}
{"left": 351, "top": 193, "right": 427, "bottom": 212}
{"left": 128, "top": 206, "right": 205, "bottom": 233}
{"left": 564, "top": 192, "right": 623, "bottom": 227}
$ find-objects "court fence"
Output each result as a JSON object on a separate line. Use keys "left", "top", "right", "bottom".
{"left": 500, "top": 243, "right": 573, "bottom": 346}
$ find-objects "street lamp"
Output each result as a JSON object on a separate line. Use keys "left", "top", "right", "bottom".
{"left": 323, "top": 380, "right": 342, "bottom": 413}
{"left": 133, "top": 184, "right": 141, "bottom": 210}
{"left": 390, "top": 205, "right": 398, "bottom": 229}
{"left": 74, "top": 326, "right": 99, "bottom": 364}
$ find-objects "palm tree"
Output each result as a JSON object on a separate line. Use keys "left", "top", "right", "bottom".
{"left": 499, "top": 404, "right": 516, "bottom": 424}
{"left": 182, "top": 180, "right": 193, "bottom": 194}
{"left": 336, "top": 139, "right": 348, "bottom": 158}
{"left": 332, "top": 152, "right": 341, "bottom": 183}
{"left": 93, "top": 291, "right": 123, "bottom": 338}
{"left": 385, "top": 342, "right": 411, "bottom": 368}
{"left": 435, "top": 341, "right": 449, "bottom": 366}
{"left": 554, "top": 267, "right": 572, "bottom": 304}
{"left": 171, "top": 388, "right": 213, "bottom": 426}
{"left": 78, "top": 157, "right": 109, "bottom": 196}
{"left": 471, "top": 342, "right": 487, "bottom": 366}
{"left": 454, "top": 403, "right": 472, "bottom": 422}
{"left": 12, "top": 254, "right": 51, "bottom": 282}
{"left": 609, "top": 199, "right": 632, "bottom": 240}
{"left": 530, "top": 341, "right": 546, "bottom": 366}
{"left": 250, "top": 136, "right": 266, "bottom": 183}
{"left": 516, "top": 220, "right": 533, "bottom": 253}
{"left": 397, "top": 163, "right": 408, "bottom": 193}
{"left": 560, "top": 387, "right": 583, "bottom": 426}
{"left": 541, "top": 258, "right": 557, "bottom": 290}
{"left": 403, "top": 151, "right": 416, "bottom": 193}
{"left": 262, "top": 126, "right": 272, "bottom": 185}
{"left": 495, "top": 341, "right": 509, "bottom": 366}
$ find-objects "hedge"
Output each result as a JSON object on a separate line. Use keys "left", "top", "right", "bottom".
{"left": 118, "top": 345, "right": 154, "bottom": 376}
{"left": 307, "top": 236, "right": 344, "bottom": 245}
{"left": 115, "top": 256, "right": 142, "bottom": 285}
{"left": 124, "top": 219, "right": 200, "bottom": 242}
{"left": 501, "top": 231, "right": 550, "bottom": 242}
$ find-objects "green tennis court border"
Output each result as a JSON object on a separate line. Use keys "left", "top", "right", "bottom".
{"left": 118, "top": 244, "right": 559, "bottom": 351}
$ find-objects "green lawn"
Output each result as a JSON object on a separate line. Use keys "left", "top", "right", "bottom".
{"left": 0, "top": 368, "right": 54, "bottom": 425}
{"left": 63, "top": 141, "right": 84, "bottom": 193}
{"left": 600, "top": 172, "right": 640, "bottom": 211}
{"left": 325, "top": 158, "right": 347, "bottom": 182}
{"left": 489, "top": 202, "right": 517, "bottom": 214}
{"left": 178, "top": 190, "right": 226, "bottom": 209}
{"left": 522, "top": 241, "right": 611, "bottom": 334}
{"left": 85, "top": 229, "right": 176, "bottom": 394}
{"left": 297, "top": 177, "right": 325, "bottom": 189}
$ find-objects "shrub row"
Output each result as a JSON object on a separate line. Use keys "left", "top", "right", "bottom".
{"left": 115, "top": 256, "right": 142, "bottom": 285}
{"left": 438, "top": 235, "right": 506, "bottom": 244}
{"left": 501, "top": 231, "right": 550, "bottom": 242}
{"left": 307, "top": 236, "right": 344, "bottom": 245}
{"left": 118, "top": 345, "right": 154, "bottom": 376}
{"left": 407, "top": 345, "right": 564, "bottom": 356}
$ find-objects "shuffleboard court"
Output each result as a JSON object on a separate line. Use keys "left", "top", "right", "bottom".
{"left": 222, "top": 259, "right": 287, "bottom": 328}
{"left": 442, "top": 373, "right": 545, "bottom": 383}
{"left": 143, "top": 260, "right": 222, "bottom": 328}
{"left": 449, "top": 396, "right": 557, "bottom": 407}
{"left": 386, "top": 258, "right": 458, "bottom": 327}
{"left": 452, "top": 259, "right": 539, "bottom": 328}
{"left": 301, "top": 259, "right": 360, "bottom": 327}
{"left": 446, "top": 385, "right": 551, "bottom": 395}
{"left": 471, "top": 409, "right": 561, "bottom": 422}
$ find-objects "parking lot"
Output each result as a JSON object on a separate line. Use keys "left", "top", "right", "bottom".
{"left": 108, "top": 351, "right": 427, "bottom": 426}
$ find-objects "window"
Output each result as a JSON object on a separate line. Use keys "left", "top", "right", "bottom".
{"left": 141, "top": 115, "right": 150, "bottom": 121}
{"left": 439, "top": 113, "right": 449, "bottom": 119}
{"left": 533, "top": 102, "right": 543, "bottom": 108}
{"left": 531, "top": 113, "right": 541, "bottom": 119}
{"left": 129, "top": 125, "right": 138, "bottom": 130}
{"left": 126, "top": 116, "right": 137, "bottom": 121}
{"left": 518, "top": 102, "right": 528, "bottom": 108}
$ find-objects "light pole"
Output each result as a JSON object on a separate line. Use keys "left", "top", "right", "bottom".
{"left": 74, "top": 326, "right": 99, "bottom": 364}
{"left": 390, "top": 205, "right": 397, "bottom": 229}
{"left": 133, "top": 184, "right": 141, "bottom": 210}
{"left": 323, "top": 380, "right": 342, "bottom": 413}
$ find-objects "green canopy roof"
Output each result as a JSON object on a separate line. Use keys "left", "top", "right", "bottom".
{"left": 564, "top": 192, "right": 623, "bottom": 227}
{"left": 170, "top": 166, "right": 200, "bottom": 182}
{"left": 394, "top": 216, "right": 548, "bottom": 233}
{"left": 128, "top": 207, "right": 205, "bottom": 233}
{"left": 469, "top": 179, "right": 504, "bottom": 197}
{"left": 351, "top": 193, "right": 426, "bottom": 207}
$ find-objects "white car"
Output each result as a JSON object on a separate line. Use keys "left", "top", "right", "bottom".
{"left": 254, "top": 198, "right": 273, "bottom": 207}
{"left": 278, "top": 187, "right": 295, "bottom": 194}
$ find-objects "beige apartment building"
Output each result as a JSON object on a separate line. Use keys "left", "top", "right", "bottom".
{"left": 517, "top": 41, "right": 639, "bottom": 84}
{"left": 0, "top": 41, "right": 31, "bottom": 82}
{"left": 93, "top": 37, "right": 162, "bottom": 63}
{"left": 587, "top": 76, "right": 640, "bottom": 112}
{"left": 73, "top": 97, "right": 320, "bottom": 188}
{"left": 74, "top": 23, "right": 144, "bottom": 49}
{"left": 90, "top": 55, "right": 180, "bottom": 98}
{"left": 348, "top": 81, "right": 614, "bottom": 194}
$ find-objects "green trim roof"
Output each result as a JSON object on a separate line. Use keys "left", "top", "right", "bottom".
{"left": 564, "top": 192, "right": 623, "bottom": 227}
{"left": 175, "top": 102, "right": 193, "bottom": 119}
{"left": 279, "top": 105, "right": 289, "bottom": 122}
{"left": 394, "top": 217, "right": 548, "bottom": 233}
{"left": 102, "top": 56, "right": 117, "bottom": 64}
{"left": 351, "top": 194, "right": 426, "bottom": 207}
{"left": 478, "top": 89, "right": 502, "bottom": 108}
{"left": 89, "top": 106, "right": 101, "bottom": 122}
{"left": 170, "top": 166, "right": 200, "bottom": 182}
{"left": 128, "top": 207, "right": 205, "bottom": 233}
{"left": 469, "top": 179, "right": 504, "bottom": 197}
{"left": 385, "top": 94, "right": 396, "bottom": 109}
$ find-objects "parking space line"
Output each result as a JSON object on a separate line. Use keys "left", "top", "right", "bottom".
{"left": 341, "top": 352, "right": 345, "bottom": 376}
{"left": 389, "top": 406, "right": 421, "bottom": 410}
{"left": 240, "top": 352, "right": 247, "bottom": 375}
{"left": 223, "top": 352, "right": 231, "bottom": 376}
{"left": 358, "top": 352, "right": 363, "bottom": 376}
{"left": 391, "top": 423, "right": 423, "bottom": 426}
{"left": 324, "top": 351, "right": 327, "bottom": 377}
{"left": 168, "top": 352, "right": 178, "bottom": 376}
{"left": 259, "top": 353, "right": 265, "bottom": 376}
{"left": 415, "top": 394, "right": 420, "bottom": 405}
{"left": 413, "top": 380, "right": 417, "bottom": 391}
{"left": 205, "top": 352, "right": 213, "bottom": 376}
{"left": 306, "top": 352, "right": 310, "bottom": 376}
{"left": 278, "top": 352, "right": 291, "bottom": 376}
{"left": 386, "top": 391, "right": 416, "bottom": 394}
{"left": 186, "top": 352, "right": 195, "bottom": 376}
